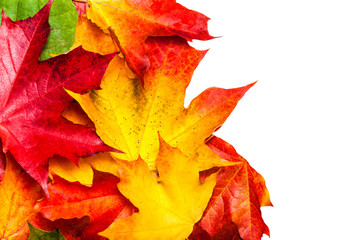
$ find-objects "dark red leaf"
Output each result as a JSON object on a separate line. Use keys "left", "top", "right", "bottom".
{"left": 31, "top": 214, "right": 91, "bottom": 240}
{"left": 212, "top": 222, "right": 242, "bottom": 240}
{"left": 190, "top": 222, "right": 242, "bottom": 240}
{"left": 188, "top": 225, "right": 212, "bottom": 240}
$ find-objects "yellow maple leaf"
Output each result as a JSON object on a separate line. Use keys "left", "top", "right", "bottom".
{"left": 67, "top": 37, "right": 253, "bottom": 170}
{"left": 99, "top": 138, "right": 217, "bottom": 240}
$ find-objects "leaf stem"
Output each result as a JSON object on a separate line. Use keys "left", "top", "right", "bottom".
{"left": 72, "top": 0, "right": 88, "bottom": 3}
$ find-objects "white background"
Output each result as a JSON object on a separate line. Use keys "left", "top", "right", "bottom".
{"left": 179, "top": 0, "right": 360, "bottom": 239}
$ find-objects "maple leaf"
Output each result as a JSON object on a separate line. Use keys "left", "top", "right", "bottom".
{"left": 99, "top": 138, "right": 217, "bottom": 240}
{"left": 27, "top": 222, "right": 66, "bottom": 240}
{"left": 35, "top": 170, "right": 135, "bottom": 239}
{"left": 68, "top": 36, "right": 253, "bottom": 171}
{"left": 86, "top": 0, "right": 213, "bottom": 80}
{"left": 194, "top": 136, "right": 272, "bottom": 240}
{"left": 39, "top": 0, "right": 78, "bottom": 60}
{"left": 71, "top": 15, "right": 118, "bottom": 55}
{"left": 0, "top": 153, "right": 43, "bottom": 240}
{"left": 0, "top": 3, "right": 115, "bottom": 191}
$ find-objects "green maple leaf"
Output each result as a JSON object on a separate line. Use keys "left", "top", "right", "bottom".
{"left": 39, "top": 0, "right": 78, "bottom": 60}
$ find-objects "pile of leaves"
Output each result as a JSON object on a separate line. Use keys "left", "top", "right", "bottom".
{"left": 0, "top": 0, "right": 272, "bottom": 239}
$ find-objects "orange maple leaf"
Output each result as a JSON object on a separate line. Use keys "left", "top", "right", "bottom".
{"left": 86, "top": 0, "right": 213, "bottom": 80}
{"left": 0, "top": 154, "right": 43, "bottom": 240}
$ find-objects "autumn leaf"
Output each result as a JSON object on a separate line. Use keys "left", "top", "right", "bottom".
{"left": 0, "top": 0, "right": 272, "bottom": 238}
{"left": 194, "top": 136, "right": 272, "bottom": 240}
{"left": 86, "top": 0, "right": 213, "bottom": 80}
{"left": 39, "top": 0, "right": 78, "bottom": 60}
{"left": 68, "top": 36, "right": 253, "bottom": 171}
{"left": 71, "top": 15, "right": 118, "bottom": 55}
{"left": 99, "top": 138, "right": 217, "bottom": 240}
{"left": 0, "top": 153, "right": 43, "bottom": 240}
{"left": 35, "top": 170, "right": 135, "bottom": 239}
{"left": 0, "top": 3, "right": 115, "bottom": 191}
{"left": 27, "top": 222, "right": 66, "bottom": 240}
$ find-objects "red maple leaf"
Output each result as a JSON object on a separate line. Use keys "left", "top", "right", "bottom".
{"left": 35, "top": 170, "right": 136, "bottom": 240}
{"left": 193, "top": 136, "right": 272, "bottom": 240}
{"left": 0, "top": 3, "right": 115, "bottom": 193}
